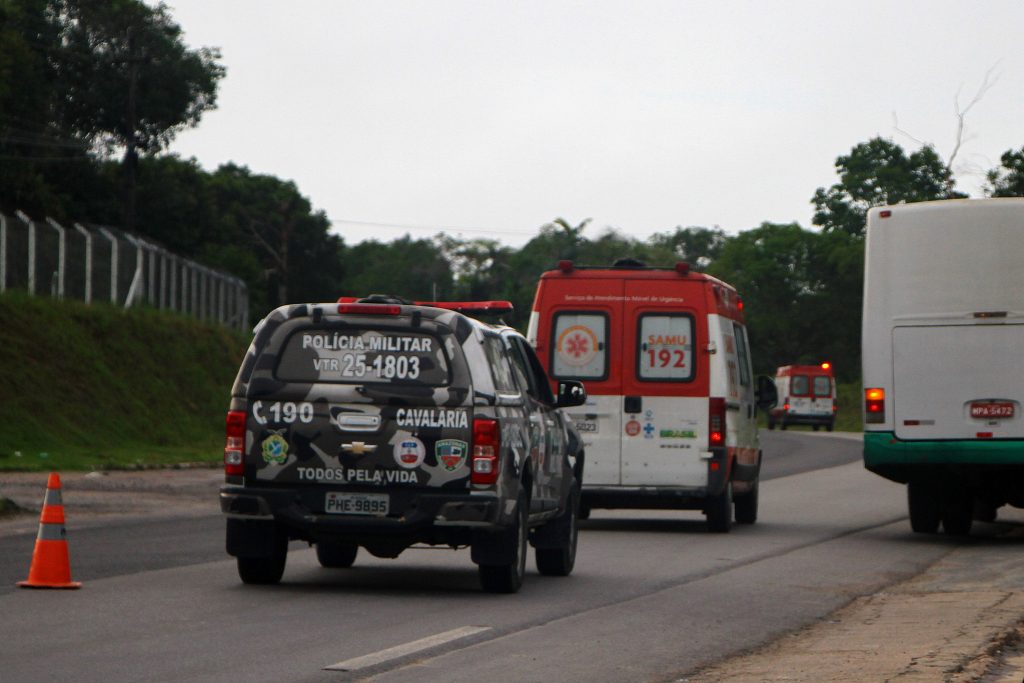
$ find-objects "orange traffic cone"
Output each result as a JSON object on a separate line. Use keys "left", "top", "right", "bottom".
{"left": 17, "top": 472, "right": 82, "bottom": 589}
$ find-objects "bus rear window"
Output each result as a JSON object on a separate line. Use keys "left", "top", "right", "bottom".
{"left": 275, "top": 329, "right": 449, "bottom": 385}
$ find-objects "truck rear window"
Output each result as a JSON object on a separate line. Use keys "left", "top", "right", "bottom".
{"left": 275, "top": 329, "right": 449, "bottom": 385}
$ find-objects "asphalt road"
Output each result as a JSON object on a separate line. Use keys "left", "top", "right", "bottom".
{"left": 3, "top": 431, "right": 993, "bottom": 683}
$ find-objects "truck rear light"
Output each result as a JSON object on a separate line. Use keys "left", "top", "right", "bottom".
{"left": 865, "top": 388, "right": 885, "bottom": 423}
{"left": 471, "top": 418, "right": 500, "bottom": 485}
{"left": 709, "top": 397, "right": 726, "bottom": 448}
{"left": 224, "top": 410, "right": 246, "bottom": 476}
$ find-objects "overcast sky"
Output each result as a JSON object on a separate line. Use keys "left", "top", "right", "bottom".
{"left": 160, "top": 1, "right": 1024, "bottom": 247}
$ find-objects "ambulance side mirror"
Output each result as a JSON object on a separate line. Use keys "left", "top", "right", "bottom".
{"left": 556, "top": 380, "right": 587, "bottom": 408}
{"left": 756, "top": 376, "right": 778, "bottom": 410}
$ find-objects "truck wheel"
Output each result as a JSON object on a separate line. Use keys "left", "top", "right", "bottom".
{"left": 479, "top": 493, "right": 528, "bottom": 593}
{"left": 907, "top": 480, "right": 941, "bottom": 534}
{"left": 734, "top": 480, "right": 759, "bottom": 525}
{"left": 316, "top": 541, "right": 358, "bottom": 568}
{"left": 535, "top": 482, "right": 579, "bottom": 577}
{"left": 237, "top": 530, "right": 288, "bottom": 585}
{"left": 706, "top": 482, "right": 733, "bottom": 533}
{"left": 943, "top": 491, "right": 973, "bottom": 536}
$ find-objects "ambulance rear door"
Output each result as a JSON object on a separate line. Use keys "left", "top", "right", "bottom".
{"left": 545, "top": 277, "right": 624, "bottom": 485}
{"left": 620, "top": 278, "right": 709, "bottom": 487}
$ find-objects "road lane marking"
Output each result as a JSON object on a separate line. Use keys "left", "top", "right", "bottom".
{"left": 323, "top": 625, "right": 492, "bottom": 671}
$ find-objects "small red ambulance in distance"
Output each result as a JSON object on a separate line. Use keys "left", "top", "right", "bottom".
{"left": 768, "top": 363, "right": 837, "bottom": 432}
{"left": 526, "top": 259, "right": 777, "bottom": 532}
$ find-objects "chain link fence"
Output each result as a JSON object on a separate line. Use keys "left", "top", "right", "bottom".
{"left": 0, "top": 211, "right": 249, "bottom": 331}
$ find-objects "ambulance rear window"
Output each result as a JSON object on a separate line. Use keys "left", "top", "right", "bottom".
{"left": 275, "top": 328, "right": 449, "bottom": 385}
{"left": 791, "top": 376, "right": 810, "bottom": 396}
{"left": 637, "top": 314, "right": 695, "bottom": 382}
{"left": 551, "top": 312, "right": 608, "bottom": 380}
{"left": 813, "top": 376, "right": 832, "bottom": 397}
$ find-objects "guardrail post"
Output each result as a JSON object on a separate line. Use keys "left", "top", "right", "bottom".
{"left": 97, "top": 227, "right": 118, "bottom": 304}
{"left": 0, "top": 213, "right": 7, "bottom": 293}
{"left": 73, "top": 223, "right": 93, "bottom": 304}
{"left": 15, "top": 211, "right": 35, "bottom": 295}
{"left": 123, "top": 234, "right": 145, "bottom": 308}
{"left": 45, "top": 218, "right": 67, "bottom": 299}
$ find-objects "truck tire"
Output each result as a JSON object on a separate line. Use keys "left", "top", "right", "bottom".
{"left": 706, "top": 481, "right": 733, "bottom": 533}
{"left": 535, "top": 482, "right": 579, "bottom": 577}
{"left": 734, "top": 480, "right": 759, "bottom": 525}
{"left": 316, "top": 541, "right": 358, "bottom": 568}
{"left": 237, "top": 530, "right": 288, "bottom": 585}
{"left": 907, "top": 480, "right": 941, "bottom": 534}
{"left": 478, "top": 493, "right": 528, "bottom": 593}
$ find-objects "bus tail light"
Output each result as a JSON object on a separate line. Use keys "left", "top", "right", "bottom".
{"left": 865, "top": 388, "right": 885, "bottom": 423}
{"left": 224, "top": 410, "right": 246, "bottom": 476}
{"left": 709, "top": 397, "right": 726, "bottom": 448}
{"left": 471, "top": 418, "right": 500, "bottom": 485}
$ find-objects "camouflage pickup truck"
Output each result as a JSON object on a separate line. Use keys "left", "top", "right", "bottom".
{"left": 220, "top": 296, "right": 587, "bottom": 593}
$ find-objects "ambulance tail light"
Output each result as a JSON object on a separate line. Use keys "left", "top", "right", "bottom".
{"left": 471, "top": 418, "right": 501, "bottom": 486}
{"left": 709, "top": 397, "right": 726, "bottom": 448}
{"left": 865, "top": 388, "right": 885, "bottom": 423}
{"left": 224, "top": 410, "right": 246, "bottom": 476}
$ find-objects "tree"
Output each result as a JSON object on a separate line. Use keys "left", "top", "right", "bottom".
{"left": 986, "top": 147, "right": 1024, "bottom": 197}
{"left": 52, "top": 0, "right": 223, "bottom": 231}
{"left": 812, "top": 137, "right": 963, "bottom": 237}
{"left": 647, "top": 226, "right": 728, "bottom": 271}
{"left": 338, "top": 236, "right": 453, "bottom": 303}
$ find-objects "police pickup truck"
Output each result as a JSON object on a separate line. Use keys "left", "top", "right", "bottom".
{"left": 220, "top": 296, "right": 586, "bottom": 593}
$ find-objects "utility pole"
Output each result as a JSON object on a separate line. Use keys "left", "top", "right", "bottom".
{"left": 124, "top": 25, "right": 141, "bottom": 235}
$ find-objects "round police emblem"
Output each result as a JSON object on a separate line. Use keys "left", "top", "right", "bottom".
{"left": 394, "top": 436, "right": 426, "bottom": 469}
{"left": 261, "top": 432, "right": 289, "bottom": 465}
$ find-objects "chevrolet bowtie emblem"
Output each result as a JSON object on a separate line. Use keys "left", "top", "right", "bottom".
{"left": 342, "top": 441, "right": 377, "bottom": 455}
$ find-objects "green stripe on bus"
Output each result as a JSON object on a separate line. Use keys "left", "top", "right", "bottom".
{"left": 864, "top": 431, "right": 1024, "bottom": 467}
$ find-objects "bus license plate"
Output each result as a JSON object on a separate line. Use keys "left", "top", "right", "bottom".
{"left": 325, "top": 492, "right": 389, "bottom": 516}
{"left": 970, "top": 402, "right": 1015, "bottom": 419}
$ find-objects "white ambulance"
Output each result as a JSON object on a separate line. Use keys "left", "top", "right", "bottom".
{"left": 526, "top": 259, "right": 777, "bottom": 532}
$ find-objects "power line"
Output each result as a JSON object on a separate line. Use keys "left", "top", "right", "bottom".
{"left": 329, "top": 218, "right": 539, "bottom": 238}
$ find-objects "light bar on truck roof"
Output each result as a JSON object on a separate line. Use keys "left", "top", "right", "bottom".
{"left": 415, "top": 300, "right": 514, "bottom": 315}
{"left": 336, "top": 297, "right": 513, "bottom": 316}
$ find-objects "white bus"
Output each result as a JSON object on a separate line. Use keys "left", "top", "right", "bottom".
{"left": 862, "top": 198, "right": 1024, "bottom": 535}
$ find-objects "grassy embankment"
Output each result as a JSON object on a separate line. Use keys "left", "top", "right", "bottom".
{"left": 0, "top": 292, "right": 248, "bottom": 472}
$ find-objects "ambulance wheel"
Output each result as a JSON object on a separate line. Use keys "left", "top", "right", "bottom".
{"left": 907, "top": 480, "right": 941, "bottom": 534}
{"left": 706, "top": 482, "right": 733, "bottom": 533}
{"left": 237, "top": 531, "right": 288, "bottom": 585}
{"left": 767, "top": 418, "right": 775, "bottom": 430}
{"left": 734, "top": 480, "right": 759, "bottom": 525}
{"left": 535, "top": 482, "right": 579, "bottom": 577}
{"left": 316, "top": 541, "right": 358, "bottom": 568}
{"left": 478, "top": 492, "right": 528, "bottom": 593}
{"left": 826, "top": 421, "right": 834, "bottom": 432}
{"left": 780, "top": 421, "right": 787, "bottom": 430}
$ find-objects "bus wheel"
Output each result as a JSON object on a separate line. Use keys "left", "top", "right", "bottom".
{"left": 907, "top": 480, "right": 941, "bottom": 534}
{"left": 943, "top": 491, "right": 973, "bottom": 536}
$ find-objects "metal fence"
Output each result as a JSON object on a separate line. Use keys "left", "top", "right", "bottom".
{"left": 0, "top": 211, "right": 249, "bottom": 331}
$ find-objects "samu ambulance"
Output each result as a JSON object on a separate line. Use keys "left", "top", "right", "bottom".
{"left": 862, "top": 199, "right": 1024, "bottom": 536}
{"left": 768, "top": 363, "right": 837, "bottom": 431}
{"left": 526, "top": 259, "right": 777, "bottom": 532}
